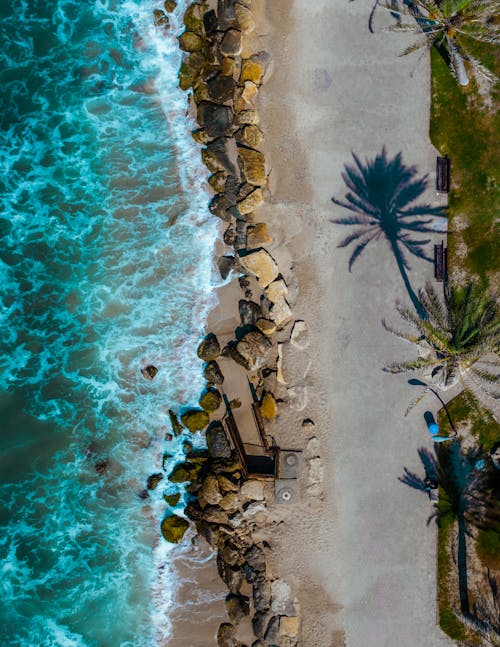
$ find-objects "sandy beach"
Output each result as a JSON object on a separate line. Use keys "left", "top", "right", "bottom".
{"left": 256, "top": 1, "right": 453, "bottom": 645}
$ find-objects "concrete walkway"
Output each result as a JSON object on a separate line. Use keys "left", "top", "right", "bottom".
{"left": 260, "top": 1, "right": 455, "bottom": 645}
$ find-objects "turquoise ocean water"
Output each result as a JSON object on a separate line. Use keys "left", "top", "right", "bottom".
{"left": 0, "top": 0, "right": 218, "bottom": 644}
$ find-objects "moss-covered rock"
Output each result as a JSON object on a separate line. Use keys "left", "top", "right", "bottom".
{"left": 164, "top": 0, "right": 177, "bottom": 12}
{"left": 260, "top": 392, "right": 277, "bottom": 422}
{"left": 178, "top": 52, "right": 205, "bottom": 91}
{"left": 168, "top": 409, "right": 184, "bottom": 436}
{"left": 153, "top": 9, "right": 170, "bottom": 28}
{"left": 181, "top": 408, "right": 209, "bottom": 431}
{"left": 199, "top": 388, "right": 222, "bottom": 412}
{"left": 183, "top": 2, "right": 205, "bottom": 34}
{"left": 164, "top": 492, "right": 181, "bottom": 506}
{"left": 168, "top": 461, "right": 201, "bottom": 483}
{"left": 204, "top": 360, "right": 225, "bottom": 385}
{"left": 160, "top": 514, "right": 189, "bottom": 544}
{"left": 197, "top": 333, "right": 220, "bottom": 361}
{"left": 179, "top": 31, "right": 204, "bottom": 52}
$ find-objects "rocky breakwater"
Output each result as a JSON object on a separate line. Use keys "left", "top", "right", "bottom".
{"left": 155, "top": 1, "right": 302, "bottom": 645}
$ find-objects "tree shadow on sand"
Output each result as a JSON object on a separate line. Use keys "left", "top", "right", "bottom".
{"left": 330, "top": 147, "right": 446, "bottom": 318}
{"left": 400, "top": 441, "right": 500, "bottom": 638}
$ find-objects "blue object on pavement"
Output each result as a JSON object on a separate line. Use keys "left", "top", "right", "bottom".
{"left": 432, "top": 435, "right": 450, "bottom": 443}
{"left": 428, "top": 423, "right": 439, "bottom": 435}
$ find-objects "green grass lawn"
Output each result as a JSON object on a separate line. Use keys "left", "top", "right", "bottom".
{"left": 430, "top": 48, "right": 500, "bottom": 283}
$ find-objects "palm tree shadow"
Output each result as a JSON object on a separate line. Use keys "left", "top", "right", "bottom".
{"left": 400, "top": 440, "right": 500, "bottom": 621}
{"left": 330, "top": 147, "right": 446, "bottom": 318}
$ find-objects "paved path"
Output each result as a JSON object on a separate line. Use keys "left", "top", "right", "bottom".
{"left": 261, "top": 1, "right": 455, "bottom": 645}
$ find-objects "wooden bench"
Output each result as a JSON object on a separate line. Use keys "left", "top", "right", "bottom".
{"left": 434, "top": 241, "right": 448, "bottom": 281}
{"left": 436, "top": 156, "right": 450, "bottom": 192}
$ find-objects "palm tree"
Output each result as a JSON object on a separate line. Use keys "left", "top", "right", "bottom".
{"left": 330, "top": 147, "right": 446, "bottom": 316}
{"left": 377, "top": 0, "right": 499, "bottom": 86}
{"left": 384, "top": 281, "right": 500, "bottom": 401}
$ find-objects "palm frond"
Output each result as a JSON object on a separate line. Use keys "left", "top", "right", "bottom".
{"left": 383, "top": 356, "right": 438, "bottom": 373}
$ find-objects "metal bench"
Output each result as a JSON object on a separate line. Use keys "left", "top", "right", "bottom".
{"left": 436, "top": 156, "right": 450, "bottom": 193}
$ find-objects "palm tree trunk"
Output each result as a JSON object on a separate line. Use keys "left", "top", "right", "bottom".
{"left": 457, "top": 512, "right": 470, "bottom": 615}
{"left": 389, "top": 239, "right": 427, "bottom": 319}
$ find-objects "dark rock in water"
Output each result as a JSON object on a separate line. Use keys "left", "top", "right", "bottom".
{"left": 168, "top": 409, "right": 184, "bottom": 436}
{"left": 168, "top": 461, "right": 200, "bottom": 483}
{"left": 207, "top": 73, "right": 236, "bottom": 103}
{"left": 204, "top": 360, "right": 225, "bottom": 385}
{"left": 239, "top": 299, "right": 261, "bottom": 326}
{"left": 203, "top": 9, "right": 218, "bottom": 37}
{"left": 179, "top": 51, "right": 205, "bottom": 91}
{"left": 147, "top": 473, "right": 163, "bottom": 490}
{"left": 141, "top": 364, "right": 158, "bottom": 379}
{"left": 138, "top": 489, "right": 149, "bottom": 500}
{"left": 217, "top": 622, "right": 238, "bottom": 647}
{"left": 160, "top": 514, "right": 189, "bottom": 544}
{"left": 219, "top": 29, "right": 242, "bottom": 57}
{"left": 225, "top": 593, "right": 250, "bottom": 624}
{"left": 153, "top": 9, "right": 170, "bottom": 28}
{"left": 198, "top": 102, "right": 233, "bottom": 138}
{"left": 209, "top": 193, "right": 236, "bottom": 221}
{"left": 217, "top": 255, "right": 234, "bottom": 280}
{"left": 162, "top": 452, "right": 173, "bottom": 469}
{"left": 197, "top": 332, "right": 220, "bottom": 361}
{"left": 164, "top": 0, "right": 177, "bottom": 12}
{"left": 164, "top": 492, "right": 180, "bottom": 506}
{"left": 179, "top": 30, "right": 204, "bottom": 52}
{"left": 95, "top": 459, "right": 109, "bottom": 475}
{"left": 185, "top": 501, "right": 204, "bottom": 521}
{"left": 181, "top": 408, "right": 210, "bottom": 432}
{"left": 207, "top": 422, "right": 232, "bottom": 458}
{"left": 197, "top": 519, "right": 220, "bottom": 545}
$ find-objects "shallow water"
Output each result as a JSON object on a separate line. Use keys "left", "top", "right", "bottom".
{"left": 0, "top": 0, "right": 218, "bottom": 644}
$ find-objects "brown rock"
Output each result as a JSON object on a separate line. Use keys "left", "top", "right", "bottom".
{"left": 253, "top": 576, "right": 272, "bottom": 612}
{"left": 220, "top": 541, "right": 245, "bottom": 567}
{"left": 197, "top": 333, "right": 220, "bottom": 360}
{"left": 217, "top": 255, "right": 235, "bottom": 280}
{"left": 168, "top": 409, "right": 184, "bottom": 436}
{"left": 247, "top": 222, "right": 272, "bottom": 247}
{"left": 217, "top": 553, "right": 244, "bottom": 593}
{"left": 236, "top": 330, "right": 273, "bottom": 371}
{"left": 193, "top": 81, "right": 210, "bottom": 104}
{"left": 219, "top": 492, "right": 240, "bottom": 512}
{"left": 202, "top": 137, "right": 235, "bottom": 174}
{"left": 199, "top": 475, "right": 223, "bottom": 505}
{"left": 238, "top": 249, "right": 279, "bottom": 288}
{"left": 235, "top": 109, "right": 259, "bottom": 125}
{"left": 240, "top": 81, "right": 259, "bottom": 105}
{"left": 199, "top": 388, "right": 222, "bottom": 412}
{"left": 240, "top": 53, "right": 269, "bottom": 85}
{"left": 203, "top": 506, "right": 230, "bottom": 525}
{"left": 237, "top": 146, "right": 266, "bottom": 186}
{"left": 178, "top": 31, "right": 203, "bottom": 52}
{"left": 236, "top": 124, "right": 264, "bottom": 149}
{"left": 178, "top": 51, "right": 205, "bottom": 90}
{"left": 183, "top": 2, "right": 206, "bottom": 34}
{"left": 210, "top": 193, "right": 236, "bottom": 221}
{"left": 208, "top": 171, "right": 228, "bottom": 192}
{"left": 160, "top": 514, "right": 189, "bottom": 543}
{"left": 264, "top": 616, "right": 280, "bottom": 643}
{"left": 204, "top": 360, "right": 225, "bottom": 385}
{"left": 269, "top": 299, "right": 292, "bottom": 328}
{"left": 141, "top": 364, "right": 158, "bottom": 379}
{"left": 237, "top": 188, "right": 264, "bottom": 216}
{"left": 265, "top": 279, "right": 288, "bottom": 303}
{"left": 218, "top": 475, "right": 239, "bottom": 493}
{"left": 239, "top": 299, "right": 261, "bottom": 326}
{"left": 280, "top": 616, "right": 300, "bottom": 638}
{"left": 225, "top": 593, "right": 250, "bottom": 624}
{"left": 217, "top": 622, "right": 238, "bottom": 647}
{"left": 219, "top": 29, "right": 242, "bottom": 57}
{"left": 223, "top": 224, "right": 237, "bottom": 246}
{"left": 180, "top": 409, "right": 210, "bottom": 432}
{"left": 153, "top": 9, "right": 169, "bottom": 28}
{"left": 245, "top": 545, "right": 266, "bottom": 572}
{"left": 147, "top": 473, "right": 163, "bottom": 490}
{"left": 252, "top": 611, "right": 271, "bottom": 638}
{"left": 256, "top": 318, "right": 277, "bottom": 336}
{"left": 235, "top": 4, "right": 255, "bottom": 32}
{"left": 221, "top": 57, "right": 236, "bottom": 76}
{"left": 164, "top": 0, "right": 176, "bottom": 12}
{"left": 192, "top": 128, "right": 212, "bottom": 145}
{"left": 240, "top": 479, "right": 265, "bottom": 502}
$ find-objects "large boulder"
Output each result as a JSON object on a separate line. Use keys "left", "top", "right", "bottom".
{"left": 181, "top": 409, "right": 210, "bottom": 432}
{"left": 207, "top": 422, "right": 232, "bottom": 458}
{"left": 209, "top": 193, "right": 236, "bottom": 221}
{"left": 168, "top": 409, "right": 184, "bottom": 436}
{"left": 236, "top": 330, "right": 273, "bottom": 371}
{"left": 246, "top": 222, "right": 272, "bottom": 247}
{"left": 164, "top": 0, "right": 177, "bottom": 12}
{"left": 183, "top": 2, "right": 206, "bottom": 33}
{"left": 160, "top": 514, "right": 189, "bottom": 543}
{"left": 217, "top": 623, "right": 238, "bottom": 647}
{"left": 240, "top": 479, "right": 265, "bottom": 502}
{"left": 235, "top": 109, "right": 259, "bottom": 126}
{"left": 265, "top": 279, "right": 288, "bottom": 303}
{"left": 256, "top": 318, "right": 276, "bottom": 336}
{"left": 153, "top": 9, "right": 170, "bottom": 28}
{"left": 197, "top": 333, "right": 220, "bottom": 360}
{"left": 239, "top": 299, "right": 262, "bottom": 326}
{"left": 178, "top": 31, "right": 203, "bottom": 52}
{"left": 198, "top": 102, "right": 234, "bottom": 138}
{"left": 238, "top": 249, "right": 279, "bottom": 288}
{"left": 237, "top": 146, "right": 266, "bottom": 186}
{"left": 168, "top": 461, "right": 200, "bottom": 483}
{"left": 202, "top": 137, "right": 235, "bottom": 174}
{"left": 204, "top": 360, "right": 224, "bottom": 385}
{"left": 225, "top": 593, "right": 250, "bottom": 624}
{"left": 199, "top": 388, "right": 222, "bottom": 412}
{"left": 178, "top": 51, "right": 205, "bottom": 90}
{"left": 235, "top": 3, "right": 255, "bottom": 32}
{"left": 199, "top": 474, "right": 223, "bottom": 505}
{"left": 240, "top": 53, "right": 270, "bottom": 85}
{"left": 207, "top": 73, "right": 237, "bottom": 103}
{"left": 236, "top": 124, "right": 264, "bottom": 149}
{"left": 253, "top": 576, "right": 272, "bottom": 612}
{"left": 217, "top": 255, "right": 234, "bottom": 280}
{"left": 236, "top": 187, "right": 264, "bottom": 216}
{"left": 147, "top": 473, "right": 163, "bottom": 490}
{"left": 219, "top": 29, "right": 242, "bottom": 57}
